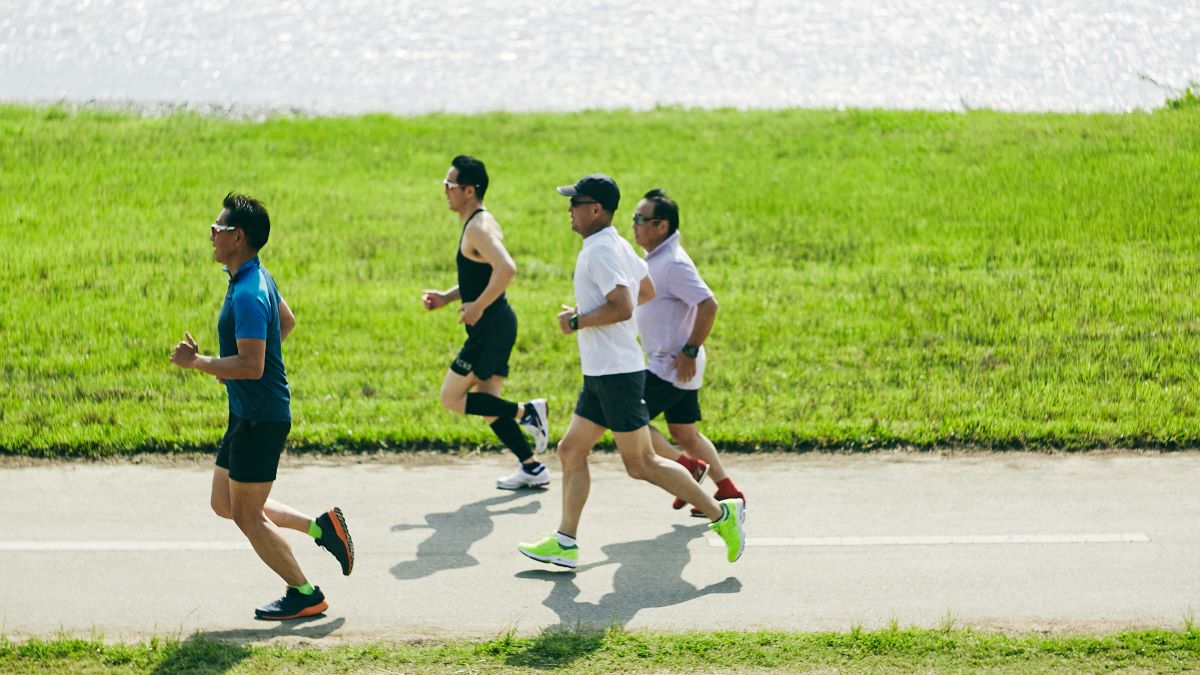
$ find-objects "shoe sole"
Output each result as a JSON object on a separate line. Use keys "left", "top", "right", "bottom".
{"left": 255, "top": 600, "right": 329, "bottom": 620}
{"left": 496, "top": 479, "right": 551, "bottom": 491}
{"left": 529, "top": 399, "right": 550, "bottom": 453}
{"left": 327, "top": 507, "right": 354, "bottom": 576}
{"left": 728, "top": 499, "right": 747, "bottom": 563}
{"left": 517, "top": 546, "right": 577, "bottom": 569}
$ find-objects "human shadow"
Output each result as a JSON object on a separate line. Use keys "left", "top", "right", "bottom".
{"left": 390, "top": 491, "right": 542, "bottom": 580}
{"left": 150, "top": 616, "right": 344, "bottom": 673}
{"left": 506, "top": 523, "right": 740, "bottom": 668}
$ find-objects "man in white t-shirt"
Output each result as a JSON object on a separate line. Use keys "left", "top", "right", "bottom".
{"left": 517, "top": 174, "right": 746, "bottom": 568}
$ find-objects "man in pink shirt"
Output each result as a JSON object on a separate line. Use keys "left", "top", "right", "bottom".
{"left": 632, "top": 189, "right": 745, "bottom": 515}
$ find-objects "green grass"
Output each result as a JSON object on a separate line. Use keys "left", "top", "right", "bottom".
{"left": 2, "top": 104, "right": 1199, "bottom": 456}
{"left": 3, "top": 626, "right": 1199, "bottom": 673}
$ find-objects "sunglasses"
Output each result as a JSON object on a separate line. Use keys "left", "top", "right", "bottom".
{"left": 210, "top": 222, "right": 237, "bottom": 235}
{"left": 631, "top": 214, "right": 661, "bottom": 225}
{"left": 443, "top": 178, "right": 473, "bottom": 189}
{"left": 569, "top": 198, "right": 599, "bottom": 208}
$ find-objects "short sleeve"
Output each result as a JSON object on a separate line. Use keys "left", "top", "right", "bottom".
{"left": 232, "top": 289, "right": 270, "bottom": 341}
{"left": 586, "top": 245, "right": 630, "bottom": 298}
{"left": 667, "top": 259, "right": 714, "bottom": 307}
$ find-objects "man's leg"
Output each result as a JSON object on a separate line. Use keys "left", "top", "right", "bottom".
{"left": 439, "top": 369, "right": 483, "bottom": 415}
{"left": 613, "top": 426, "right": 746, "bottom": 563}
{"left": 611, "top": 426, "right": 723, "bottom": 520}
{"left": 211, "top": 467, "right": 311, "bottom": 532}
{"left": 666, "top": 423, "right": 728, "bottom": 483}
{"left": 555, "top": 414, "right": 606, "bottom": 537}
{"left": 516, "top": 414, "right": 604, "bottom": 568}
{"left": 648, "top": 426, "right": 710, "bottom": 510}
{"left": 440, "top": 369, "right": 531, "bottom": 423}
{"left": 472, "top": 375, "right": 552, "bottom": 488}
{"left": 212, "top": 468, "right": 354, "bottom": 576}
{"left": 440, "top": 369, "right": 544, "bottom": 470}
{"left": 228, "top": 479, "right": 307, "bottom": 586}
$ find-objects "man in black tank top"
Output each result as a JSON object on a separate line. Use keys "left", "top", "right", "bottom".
{"left": 422, "top": 155, "right": 552, "bottom": 489}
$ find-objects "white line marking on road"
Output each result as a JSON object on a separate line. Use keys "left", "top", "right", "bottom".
{"left": 0, "top": 542, "right": 252, "bottom": 552}
{"left": 707, "top": 533, "right": 1152, "bottom": 547}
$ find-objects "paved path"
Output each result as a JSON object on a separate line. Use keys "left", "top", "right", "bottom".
{"left": 2, "top": 452, "right": 1198, "bottom": 643}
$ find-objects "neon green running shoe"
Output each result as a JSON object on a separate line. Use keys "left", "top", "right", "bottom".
{"left": 517, "top": 532, "right": 579, "bottom": 569}
{"left": 708, "top": 498, "right": 746, "bottom": 563}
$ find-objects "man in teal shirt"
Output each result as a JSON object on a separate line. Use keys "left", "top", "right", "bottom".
{"left": 171, "top": 193, "right": 354, "bottom": 620}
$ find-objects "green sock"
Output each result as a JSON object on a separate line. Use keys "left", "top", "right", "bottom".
{"left": 291, "top": 581, "right": 315, "bottom": 595}
{"left": 307, "top": 519, "right": 322, "bottom": 540}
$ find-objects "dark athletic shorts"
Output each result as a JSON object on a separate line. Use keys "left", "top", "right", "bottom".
{"left": 450, "top": 302, "right": 517, "bottom": 380}
{"left": 643, "top": 370, "right": 703, "bottom": 425}
{"left": 574, "top": 371, "right": 650, "bottom": 433}
{"left": 216, "top": 413, "right": 291, "bottom": 483}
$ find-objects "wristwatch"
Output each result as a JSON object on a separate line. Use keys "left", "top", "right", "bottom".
{"left": 681, "top": 344, "right": 700, "bottom": 358}
{"left": 568, "top": 314, "right": 579, "bottom": 331}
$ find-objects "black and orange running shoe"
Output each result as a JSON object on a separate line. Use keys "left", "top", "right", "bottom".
{"left": 315, "top": 506, "right": 354, "bottom": 576}
{"left": 254, "top": 586, "right": 327, "bottom": 620}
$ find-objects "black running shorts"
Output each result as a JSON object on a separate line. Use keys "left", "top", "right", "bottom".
{"left": 574, "top": 371, "right": 650, "bottom": 433}
{"left": 216, "top": 413, "right": 291, "bottom": 483}
{"left": 450, "top": 302, "right": 517, "bottom": 381}
{"left": 643, "top": 370, "right": 703, "bottom": 424}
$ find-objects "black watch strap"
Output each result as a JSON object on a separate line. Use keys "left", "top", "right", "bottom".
{"left": 568, "top": 314, "right": 579, "bottom": 331}
{"left": 681, "top": 344, "right": 700, "bottom": 358}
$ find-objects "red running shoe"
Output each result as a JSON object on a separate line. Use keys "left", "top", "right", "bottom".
{"left": 691, "top": 489, "right": 745, "bottom": 518}
{"left": 672, "top": 457, "right": 710, "bottom": 510}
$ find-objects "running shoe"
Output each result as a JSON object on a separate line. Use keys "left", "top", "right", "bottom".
{"left": 496, "top": 462, "right": 551, "bottom": 490}
{"left": 672, "top": 456, "right": 710, "bottom": 510}
{"left": 254, "top": 586, "right": 328, "bottom": 620}
{"left": 691, "top": 488, "right": 745, "bottom": 518}
{"left": 519, "top": 398, "right": 550, "bottom": 453}
{"left": 708, "top": 498, "right": 747, "bottom": 563}
{"left": 517, "top": 532, "right": 578, "bottom": 569}
{"left": 315, "top": 506, "right": 354, "bottom": 576}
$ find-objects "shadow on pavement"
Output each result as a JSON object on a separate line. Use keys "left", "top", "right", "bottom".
{"left": 150, "top": 616, "right": 344, "bottom": 673}
{"left": 506, "top": 523, "right": 740, "bottom": 668}
{"left": 390, "top": 491, "right": 542, "bottom": 580}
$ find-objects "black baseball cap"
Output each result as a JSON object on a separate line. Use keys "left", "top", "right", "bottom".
{"left": 557, "top": 174, "right": 620, "bottom": 213}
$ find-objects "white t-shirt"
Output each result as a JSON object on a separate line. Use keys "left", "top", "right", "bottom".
{"left": 573, "top": 226, "right": 650, "bottom": 376}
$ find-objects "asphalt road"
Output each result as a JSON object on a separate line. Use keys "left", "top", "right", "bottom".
{"left": 2, "top": 451, "right": 1198, "bottom": 644}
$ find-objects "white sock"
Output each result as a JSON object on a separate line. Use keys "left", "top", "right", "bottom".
{"left": 556, "top": 531, "right": 577, "bottom": 547}
{"left": 714, "top": 502, "right": 730, "bottom": 523}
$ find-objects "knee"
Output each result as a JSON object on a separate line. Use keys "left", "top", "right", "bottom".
{"left": 556, "top": 442, "right": 585, "bottom": 469}
{"left": 210, "top": 497, "right": 232, "bottom": 520}
{"left": 438, "top": 391, "right": 461, "bottom": 413}
{"left": 670, "top": 426, "right": 700, "bottom": 447}
{"left": 231, "top": 509, "right": 265, "bottom": 532}
{"left": 621, "top": 456, "right": 652, "bottom": 481}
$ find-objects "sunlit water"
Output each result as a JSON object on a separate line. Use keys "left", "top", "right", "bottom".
{"left": 2, "top": 0, "right": 1198, "bottom": 116}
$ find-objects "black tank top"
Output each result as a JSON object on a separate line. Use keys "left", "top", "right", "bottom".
{"left": 456, "top": 208, "right": 507, "bottom": 307}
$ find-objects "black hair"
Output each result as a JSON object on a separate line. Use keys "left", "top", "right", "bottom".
{"left": 222, "top": 192, "right": 271, "bottom": 250}
{"left": 451, "top": 155, "right": 489, "bottom": 200}
{"left": 642, "top": 188, "right": 679, "bottom": 235}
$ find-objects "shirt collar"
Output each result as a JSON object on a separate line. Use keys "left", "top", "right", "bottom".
{"left": 225, "top": 256, "right": 261, "bottom": 283}
{"left": 645, "top": 231, "right": 680, "bottom": 260}
{"left": 582, "top": 225, "right": 616, "bottom": 248}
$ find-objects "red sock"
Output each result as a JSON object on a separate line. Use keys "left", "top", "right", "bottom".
{"left": 675, "top": 455, "right": 697, "bottom": 471}
{"left": 715, "top": 477, "right": 743, "bottom": 500}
